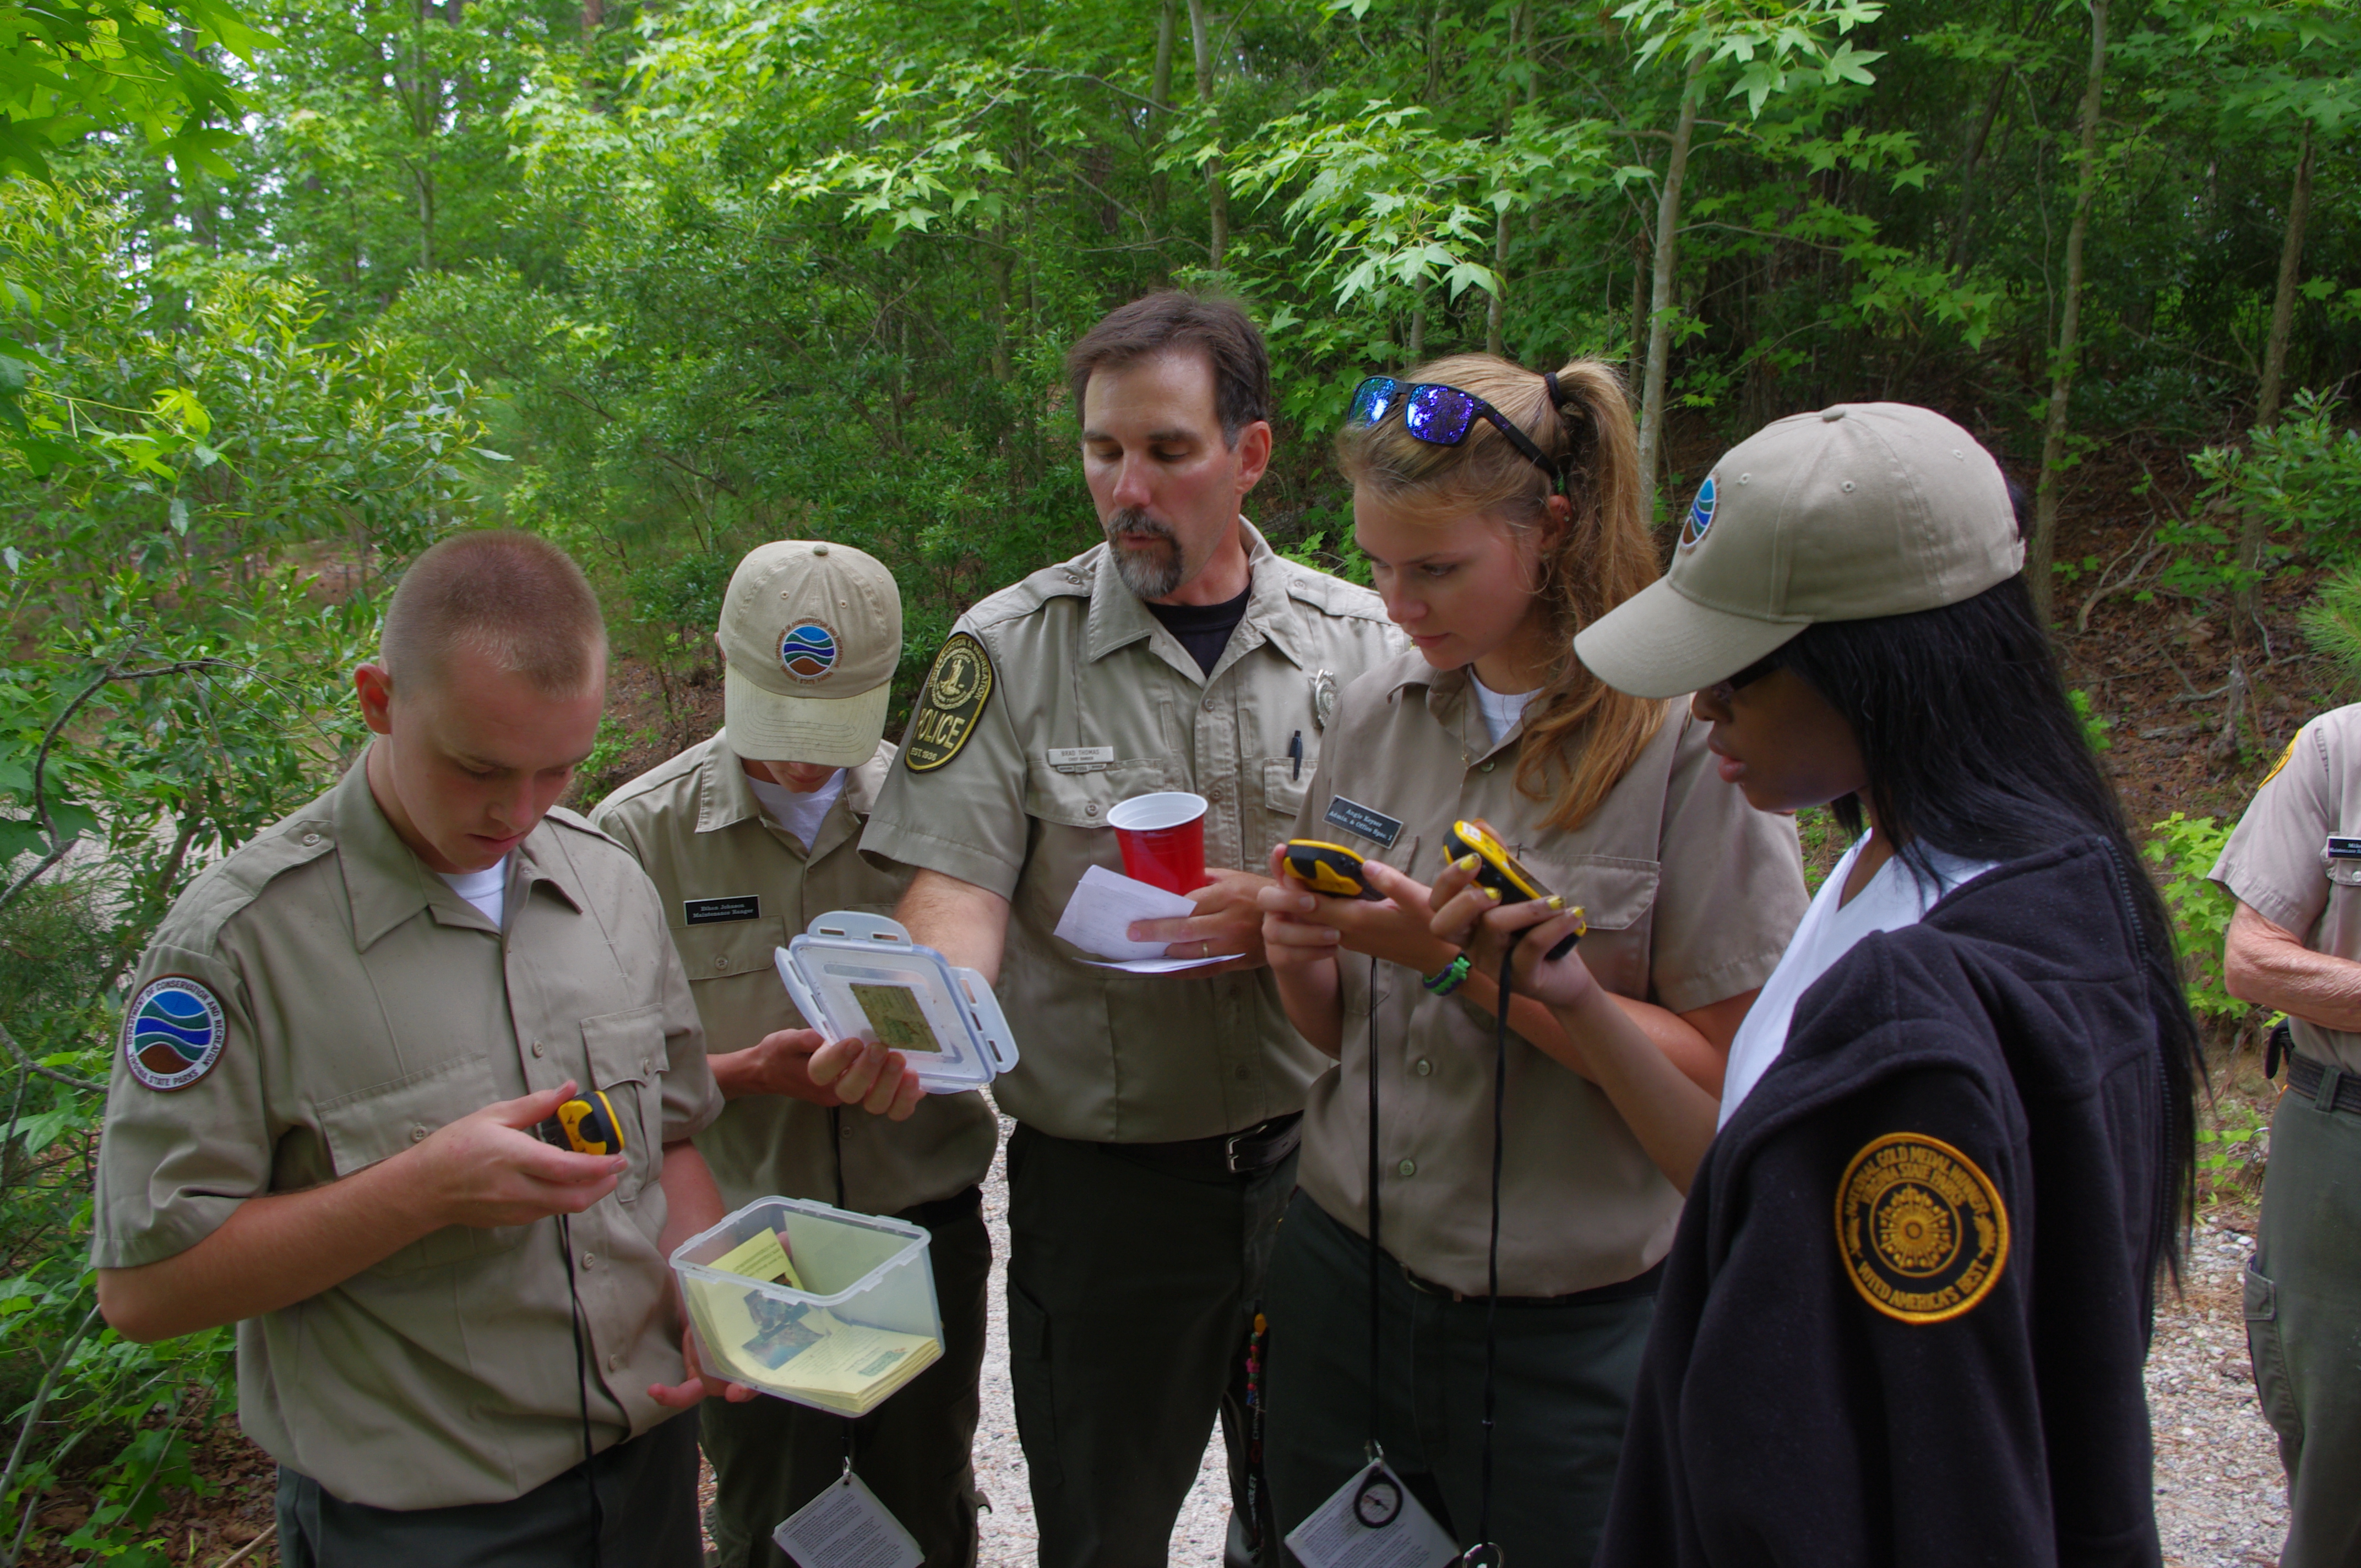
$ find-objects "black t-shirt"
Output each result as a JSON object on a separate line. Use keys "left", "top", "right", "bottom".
{"left": 1145, "top": 578, "right": 1252, "bottom": 676}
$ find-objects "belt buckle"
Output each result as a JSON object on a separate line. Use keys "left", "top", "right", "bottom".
{"left": 1224, "top": 1126, "right": 1250, "bottom": 1174}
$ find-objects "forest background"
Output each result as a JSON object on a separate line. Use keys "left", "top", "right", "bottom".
{"left": 1, "top": 0, "right": 2358, "bottom": 1558}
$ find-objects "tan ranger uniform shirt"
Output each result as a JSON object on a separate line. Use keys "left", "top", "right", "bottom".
{"left": 591, "top": 733, "right": 997, "bottom": 1214}
{"left": 91, "top": 758, "right": 723, "bottom": 1510}
{"left": 1293, "top": 651, "right": 1807, "bottom": 1297}
{"left": 862, "top": 523, "right": 1403, "bottom": 1142}
{"left": 2213, "top": 703, "right": 2361, "bottom": 1074}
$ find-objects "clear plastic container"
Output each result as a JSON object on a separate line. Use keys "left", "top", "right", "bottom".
{"left": 775, "top": 911, "right": 1020, "bottom": 1095}
{"left": 672, "top": 1197, "right": 944, "bottom": 1417}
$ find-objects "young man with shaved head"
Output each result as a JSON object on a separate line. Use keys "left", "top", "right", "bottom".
{"left": 93, "top": 530, "right": 742, "bottom": 1566}
{"left": 853, "top": 293, "right": 1402, "bottom": 1565}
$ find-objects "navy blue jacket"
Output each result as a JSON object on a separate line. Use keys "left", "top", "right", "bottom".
{"left": 1596, "top": 838, "right": 2168, "bottom": 1568}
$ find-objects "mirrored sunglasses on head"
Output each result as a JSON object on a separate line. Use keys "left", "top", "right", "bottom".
{"left": 1346, "top": 375, "right": 1560, "bottom": 487}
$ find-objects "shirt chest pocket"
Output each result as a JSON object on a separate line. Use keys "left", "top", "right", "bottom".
{"left": 673, "top": 916, "right": 791, "bottom": 982}
{"left": 580, "top": 1004, "right": 667, "bottom": 1204}
{"left": 1261, "top": 759, "right": 1311, "bottom": 825}
{"left": 1023, "top": 756, "right": 1177, "bottom": 829}
{"left": 1516, "top": 849, "right": 1661, "bottom": 998}
{"left": 316, "top": 1055, "right": 529, "bottom": 1276}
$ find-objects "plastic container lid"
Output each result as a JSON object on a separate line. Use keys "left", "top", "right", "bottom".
{"left": 775, "top": 912, "right": 1020, "bottom": 1095}
{"left": 672, "top": 1196, "right": 945, "bottom": 1417}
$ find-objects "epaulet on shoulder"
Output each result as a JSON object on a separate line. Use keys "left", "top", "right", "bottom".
{"left": 544, "top": 804, "right": 625, "bottom": 850}
{"left": 1284, "top": 566, "right": 1390, "bottom": 623}
{"left": 962, "top": 554, "right": 1096, "bottom": 633}
{"left": 591, "top": 742, "right": 704, "bottom": 818}
{"left": 156, "top": 812, "right": 338, "bottom": 949}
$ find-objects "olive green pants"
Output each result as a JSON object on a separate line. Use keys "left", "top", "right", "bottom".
{"left": 276, "top": 1408, "right": 701, "bottom": 1568}
{"left": 1004, "top": 1123, "right": 1296, "bottom": 1568}
{"left": 2248, "top": 1070, "right": 2361, "bottom": 1568}
{"left": 1262, "top": 1191, "right": 1654, "bottom": 1565}
{"left": 701, "top": 1188, "right": 991, "bottom": 1568}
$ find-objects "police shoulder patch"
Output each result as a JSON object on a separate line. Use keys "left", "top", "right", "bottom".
{"left": 1836, "top": 1131, "right": 2009, "bottom": 1325}
{"left": 2260, "top": 732, "right": 2299, "bottom": 787}
{"left": 905, "top": 632, "right": 995, "bottom": 774}
{"left": 123, "top": 976, "right": 227, "bottom": 1091}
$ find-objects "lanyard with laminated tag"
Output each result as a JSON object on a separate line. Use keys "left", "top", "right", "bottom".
{"left": 773, "top": 1457, "right": 922, "bottom": 1568}
{"left": 1282, "top": 956, "right": 1457, "bottom": 1568}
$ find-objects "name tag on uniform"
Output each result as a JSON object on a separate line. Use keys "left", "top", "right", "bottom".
{"left": 1324, "top": 795, "right": 1403, "bottom": 848}
{"left": 1048, "top": 747, "right": 1116, "bottom": 773}
{"left": 684, "top": 896, "right": 761, "bottom": 925}
{"left": 2330, "top": 837, "right": 2361, "bottom": 861}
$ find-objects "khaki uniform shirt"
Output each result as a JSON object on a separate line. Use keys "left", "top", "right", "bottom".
{"left": 1293, "top": 651, "right": 1808, "bottom": 1297}
{"left": 861, "top": 523, "right": 1404, "bottom": 1142}
{"left": 2212, "top": 704, "right": 2361, "bottom": 1074}
{"left": 590, "top": 733, "right": 997, "bottom": 1215}
{"left": 91, "top": 757, "right": 723, "bottom": 1510}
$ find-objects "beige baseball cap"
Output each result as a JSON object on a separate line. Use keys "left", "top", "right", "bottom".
{"left": 1575, "top": 402, "right": 2025, "bottom": 700}
{"left": 718, "top": 540, "right": 901, "bottom": 766}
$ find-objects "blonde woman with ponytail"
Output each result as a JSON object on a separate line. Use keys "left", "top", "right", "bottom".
{"left": 1252, "top": 355, "right": 1807, "bottom": 1558}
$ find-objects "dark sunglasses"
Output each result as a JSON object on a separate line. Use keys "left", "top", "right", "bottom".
{"left": 1705, "top": 651, "right": 1785, "bottom": 704}
{"left": 1346, "top": 376, "right": 1559, "bottom": 486}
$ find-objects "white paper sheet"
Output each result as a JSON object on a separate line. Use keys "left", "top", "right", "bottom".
{"left": 1283, "top": 1462, "right": 1460, "bottom": 1568}
{"left": 773, "top": 1471, "right": 922, "bottom": 1568}
{"left": 1054, "top": 864, "right": 1203, "bottom": 961}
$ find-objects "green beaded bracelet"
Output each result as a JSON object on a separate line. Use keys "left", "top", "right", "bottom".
{"left": 1422, "top": 954, "right": 1472, "bottom": 997}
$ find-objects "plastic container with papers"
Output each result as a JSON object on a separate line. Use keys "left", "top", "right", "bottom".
{"left": 671, "top": 1197, "right": 943, "bottom": 1417}
{"left": 775, "top": 911, "right": 1019, "bottom": 1095}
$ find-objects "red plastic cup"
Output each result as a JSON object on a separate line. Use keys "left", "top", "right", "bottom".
{"left": 1108, "top": 792, "right": 1210, "bottom": 895}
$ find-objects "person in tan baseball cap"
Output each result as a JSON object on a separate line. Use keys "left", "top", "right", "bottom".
{"left": 1424, "top": 401, "right": 2201, "bottom": 1566}
{"left": 591, "top": 540, "right": 998, "bottom": 1566}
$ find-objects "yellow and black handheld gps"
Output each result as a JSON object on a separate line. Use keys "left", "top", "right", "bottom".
{"left": 538, "top": 1089, "right": 627, "bottom": 1157}
{"left": 1443, "top": 819, "right": 1586, "bottom": 960}
{"left": 1284, "top": 840, "right": 1385, "bottom": 900}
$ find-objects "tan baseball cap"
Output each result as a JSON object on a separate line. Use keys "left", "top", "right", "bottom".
{"left": 718, "top": 541, "right": 902, "bottom": 766}
{"left": 1575, "top": 402, "right": 2025, "bottom": 700}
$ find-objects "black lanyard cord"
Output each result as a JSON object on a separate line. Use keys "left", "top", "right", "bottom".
{"left": 1464, "top": 929, "right": 1525, "bottom": 1567}
{"left": 557, "top": 1213, "right": 604, "bottom": 1568}
{"left": 1352, "top": 952, "right": 1401, "bottom": 1529}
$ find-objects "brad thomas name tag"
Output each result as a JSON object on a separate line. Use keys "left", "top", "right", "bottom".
{"left": 1048, "top": 747, "right": 1116, "bottom": 773}
{"left": 1324, "top": 795, "right": 1403, "bottom": 849}
{"left": 2329, "top": 837, "right": 2361, "bottom": 861}
{"left": 684, "top": 896, "right": 761, "bottom": 925}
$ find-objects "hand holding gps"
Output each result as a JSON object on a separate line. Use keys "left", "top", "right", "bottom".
{"left": 1282, "top": 840, "right": 1385, "bottom": 901}
{"left": 1443, "top": 819, "right": 1586, "bottom": 962}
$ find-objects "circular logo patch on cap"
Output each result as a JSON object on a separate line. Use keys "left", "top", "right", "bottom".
{"left": 123, "top": 976, "right": 226, "bottom": 1091}
{"left": 778, "top": 620, "right": 840, "bottom": 684}
{"left": 1680, "top": 474, "right": 1718, "bottom": 551}
{"left": 1837, "top": 1132, "right": 2009, "bottom": 1324}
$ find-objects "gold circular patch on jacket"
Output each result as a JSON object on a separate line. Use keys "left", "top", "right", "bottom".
{"left": 1836, "top": 1133, "right": 2010, "bottom": 1325}
{"left": 904, "top": 632, "right": 994, "bottom": 773}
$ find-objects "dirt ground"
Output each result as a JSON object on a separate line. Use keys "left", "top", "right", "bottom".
{"left": 24, "top": 439, "right": 2352, "bottom": 1565}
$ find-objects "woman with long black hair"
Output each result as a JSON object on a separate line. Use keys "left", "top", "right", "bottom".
{"left": 1437, "top": 402, "right": 2199, "bottom": 1566}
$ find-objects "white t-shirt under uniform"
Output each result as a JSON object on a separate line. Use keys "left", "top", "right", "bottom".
{"left": 1718, "top": 834, "right": 1997, "bottom": 1129}
{"left": 436, "top": 856, "right": 510, "bottom": 929}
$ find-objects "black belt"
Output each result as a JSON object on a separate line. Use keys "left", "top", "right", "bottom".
{"left": 2287, "top": 1053, "right": 2361, "bottom": 1116}
{"left": 1103, "top": 1113, "right": 1303, "bottom": 1178}
{"left": 1402, "top": 1256, "right": 1664, "bottom": 1308}
{"left": 899, "top": 1184, "right": 984, "bottom": 1229}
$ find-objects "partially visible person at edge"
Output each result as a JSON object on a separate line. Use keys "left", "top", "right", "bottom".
{"left": 2213, "top": 708, "right": 2361, "bottom": 1568}
{"left": 836, "top": 291, "right": 1403, "bottom": 1566}
{"left": 1248, "top": 355, "right": 1806, "bottom": 1559}
{"left": 91, "top": 532, "right": 747, "bottom": 1567}
{"left": 591, "top": 540, "right": 996, "bottom": 1567}
{"left": 1434, "top": 404, "right": 2200, "bottom": 1566}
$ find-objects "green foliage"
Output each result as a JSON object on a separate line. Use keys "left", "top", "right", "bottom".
{"left": 2144, "top": 812, "right": 2244, "bottom": 1020}
{"left": 2068, "top": 688, "right": 2113, "bottom": 752}
{"left": 2190, "top": 390, "right": 2361, "bottom": 574}
{"left": 2300, "top": 560, "right": 2361, "bottom": 688}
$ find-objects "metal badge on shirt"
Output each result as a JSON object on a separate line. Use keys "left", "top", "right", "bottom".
{"left": 1324, "top": 795, "right": 1404, "bottom": 849}
{"left": 684, "top": 895, "right": 761, "bottom": 925}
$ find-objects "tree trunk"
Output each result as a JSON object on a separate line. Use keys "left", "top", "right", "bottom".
{"left": 1487, "top": 207, "right": 1508, "bottom": 357}
{"left": 1629, "top": 234, "right": 1647, "bottom": 387}
{"left": 2238, "top": 121, "right": 2315, "bottom": 628}
{"left": 2031, "top": 0, "right": 2109, "bottom": 625}
{"left": 1185, "top": 0, "right": 1225, "bottom": 270}
{"left": 1636, "top": 51, "right": 1705, "bottom": 517}
{"left": 1947, "top": 68, "right": 2010, "bottom": 273}
{"left": 1152, "top": 0, "right": 1176, "bottom": 114}
{"left": 580, "top": 0, "right": 602, "bottom": 39}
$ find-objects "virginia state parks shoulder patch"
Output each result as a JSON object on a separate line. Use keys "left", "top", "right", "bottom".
{"left": 904, "top": 632, "right": 994, "bottom": 773}
{"left": 123, "top": 976, "right": 227, "bottom": 1091}
{"left": 1836, "top": 1132, "right": 2010, "bottom": 1325}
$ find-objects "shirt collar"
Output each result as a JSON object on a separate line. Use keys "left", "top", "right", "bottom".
{"left": 334, "top": 748, "right": 588, "bottom": 952}
{"left": 698, "top": 729, "right": 888, "bottom": 853}
{"left": 1081, "top": 518, "right": 1315, "bottom": 676}
{"left": 1387, "top": 660, "right": 1528, "bottom": 765}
